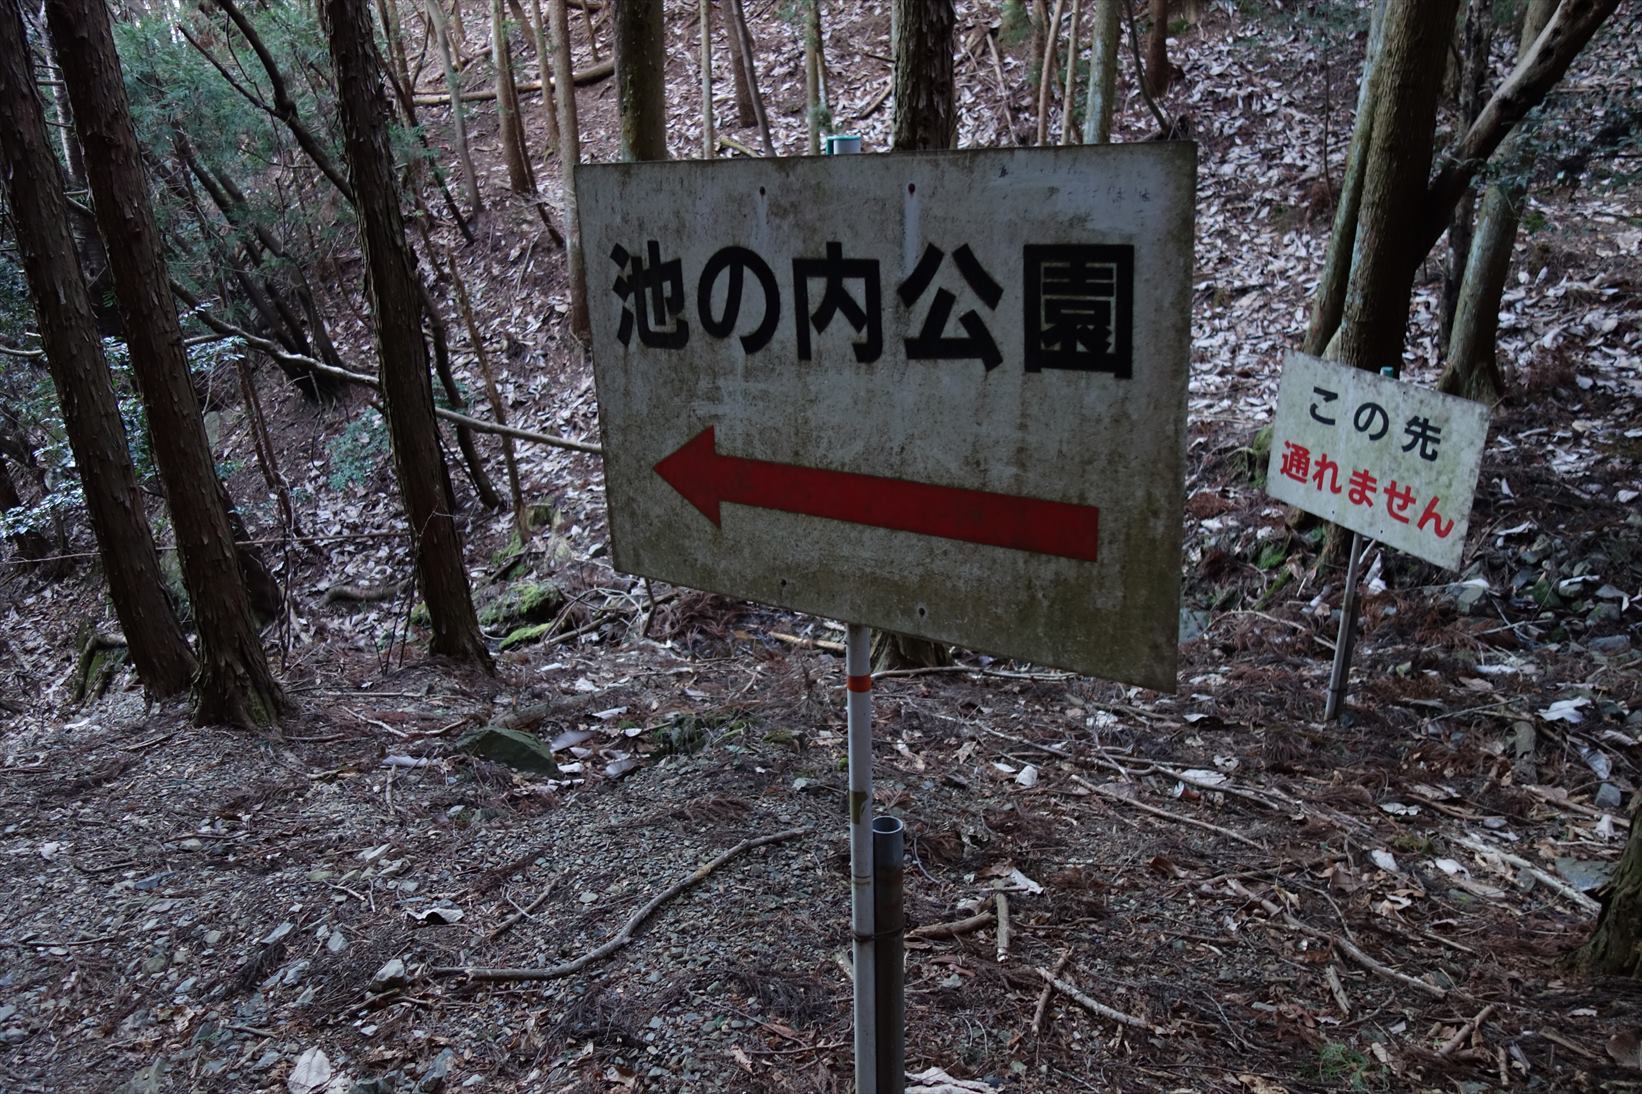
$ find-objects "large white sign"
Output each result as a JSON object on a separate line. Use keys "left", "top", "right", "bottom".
{"left": 580, "top": 145, "right": 1196, "bottom": 689}
{"left": 1265, "top": 351, "right": 1489, "bottom": 570}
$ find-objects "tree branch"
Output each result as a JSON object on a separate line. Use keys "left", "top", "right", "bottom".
{"left": 202, "top": 0, "right": 358, "bottom": 205}
{"left": 1418, "top": 0, "right": 1620, "bottom": 253}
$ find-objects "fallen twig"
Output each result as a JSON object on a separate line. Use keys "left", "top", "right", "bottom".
{"left": 429, "top": 826, "right": 809, "bottom": 982}
{"left": 1436, "top": 1003, "right": 1497, "bottom": 1058}
{"left": 1031, "top": 950, "right": 1072, "bottom": 1037}
{"left": 995, "top": 892, "right": 1012, "bottom": 963}
{"left": 1227, "top": 879, "right": 1447, "bottom": 999}
{"left": 488, "top": 879, "right": 558, "bottom": 941}
{"left": 1152, "top": 764, "right": 1298, "bottom": 812}
{"left": 1456, "top": 833, "right": 1601, "bottom": 915}
{"left": 1038, "top": 968, "right": 1164, "bottom": 1034}
{"left": 769, "top": 631, "right": 845, "bottom": 654}
{"left": 1073, "top": 775, "right": 1266, "bottom": 851}
{"left": 908, "top": 909, "right": 995, "bottom": 941}
{"left": 411, "top": 58, "right": 614, "bottom": 104}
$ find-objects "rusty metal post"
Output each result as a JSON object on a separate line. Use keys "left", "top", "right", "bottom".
{"left": 1324, "top": 535, "right": 1365, "bottom": 722}
{"left": 873, "top": 815, "right": 905, "bottom": 1094}
{"left": 845, "top": 621, "right": 876, "bottom": 1093}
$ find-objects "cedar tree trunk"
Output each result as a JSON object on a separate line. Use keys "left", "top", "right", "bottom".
{"left": 614, "top": 0, "right": 668, "bottom": 160}
{"left": 1144, "top": 0, "right": 1169, "bottom": 98}
{"left": 322, "top": 0, "right": 492, "bottom": 667}
{"left": 723, "top": 0, "right": 756, "bottom": 126}
{"left": 549, "top": 0, "right": 590, "bottom": 341}
{"left": 47, "top": 0, "right": 285, "bottom": 725}
{"left": 893, "top": 0, "right": 955, "bottom": 153}
{"left": 1329, "top": 0, "right": 1460, "bottom": 373}
{"left": 1082, "top": 0, "right": 1120, "bottom": 143}
{"left": 492, "top": 0, "right": 536, "bottom": 191}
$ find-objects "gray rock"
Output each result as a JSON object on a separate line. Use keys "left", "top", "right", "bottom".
{"left": 1590, "top": 634, "right": 1632, "bottom": 655}
{"left": 372, "top": 957, "right": 408, "bottom": 993}
{"left": 417, "top": 1047, "right": 456, "bottom": 1092}
{"left": 1596, "top": 783, "right": 1625, "bottom": 809}
{"left": 121, "top": 1060, "right": 166, "bottom": 1094}
{"left": 327, "top": 929, "right": 347, "bottom": 955}
{"left": 455, "top": 727, "right": 561, "bottom": 775}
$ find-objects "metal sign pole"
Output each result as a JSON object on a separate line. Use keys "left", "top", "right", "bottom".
{"left": 845, "top": 621, "right": 877, "bottom": 1093}
{"left": 1323, "top": 530, "right": 1364, "bottom": 722}
{"left": 826, "top": 131, "right": 882, "bottom": 1094}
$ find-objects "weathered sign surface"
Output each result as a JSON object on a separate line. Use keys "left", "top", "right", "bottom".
{"left": 1265, "top": 351, "right": 1489, "bottom": 570}
{"left": 580, "top": 144, "right": 1196, "bottom": 689}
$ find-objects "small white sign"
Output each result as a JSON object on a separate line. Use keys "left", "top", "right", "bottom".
{"left": 1265, "top": 351, "right": 1489, "bottom": 570}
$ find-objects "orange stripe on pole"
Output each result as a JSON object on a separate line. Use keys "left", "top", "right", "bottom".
{"left": 847, "top": 674, "right": 873, "bottom": 693}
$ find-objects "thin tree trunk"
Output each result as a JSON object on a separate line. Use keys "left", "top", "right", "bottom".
{"left": 1304, "top": 0, "right": 1386, "bottom": 357}
{"left": 426, "top": 0, "right": 483, "bottom": 212}
{"left": 549, "top": 0, "right": 590, "bottom": 341}
{"left": 1439, "top": 0, "right": 1493, "bottom": 347}
{"left": 1437, "top": 186, "right": 1515, "bottom": 402}
{"left": 447, "top": 248, "right": 527, "bottom": 540}
{"left": 1438, "top": 0, "right": 1555, "bottom": 403}
{"left": 723, "top": 0, "right": 755, "bottom": 127}
{"left": 1330, "top": 0, "right": 1461, "bottom": 373}
{"left": 893, "top": 0, "right": 955, "bottom": 153}
{"left": 449, "top": 0, "right": 467, "bottom": 54}
{"left": 322, "top": 0, "right": 492, "bottom": 668}
{"left": 700, "top": 0, "right": 715, "bottom": 157}
{"left": 614, "top": 0, "right": 668, "bottom": 160}
{"left": 1143, "top": 0, "right": 1168, "bottom": 98}
{"left": 1060, "top": 0, "right": 1081, "bottom": 144}
{"left": 378, "top": 0, "right": 413, "bottom": 96}
{"left": 1036, "top": 0, "right": 1063, "bottom": 145}
{"left": 580, "top": 0, "right": 600, "bottom": 62}
{"left": 803, "top": 0, "right": 822, "bottom": 154}
{"left": 1082, "top": 0, "right": 1119, "bottom": 143}
{"left": 48, "top": 0, "right": 285, "bottom": 725}
{"left": 726, "top": 0, "right": 772, "bottom": 154}
{"left": 528, "top": 0, "right": 561, "bottom": 149}
{"left": 883, "top": 0, "right": 957, "bottom": 674}
{"left": 493, "top": 0, "right": 536, "bottom": 191}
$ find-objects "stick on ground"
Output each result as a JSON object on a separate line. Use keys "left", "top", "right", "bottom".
{"left": 1038, "top": 968, "right": 1164, "bottom": 1034}
{"left": 430, "top": 826, "right": 810, "bottom": 982}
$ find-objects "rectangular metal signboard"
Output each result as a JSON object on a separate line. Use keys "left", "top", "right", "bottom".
{"left": 1265, "top": 351, "right": 1489, "bottom": 571}
{"left": 580, "top": 144, "right": 1196, "bottom": 689}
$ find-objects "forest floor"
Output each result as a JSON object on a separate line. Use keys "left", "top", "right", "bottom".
{"left": 1, "top": 2, "right": 1640, "bottom": 1092}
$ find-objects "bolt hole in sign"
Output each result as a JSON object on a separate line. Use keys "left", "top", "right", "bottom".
{"left": 579, "top": 145, "right": 1196, "bottom": 691}
{"left": 1265, "top": 350, "right": 1489, "bottom": 571}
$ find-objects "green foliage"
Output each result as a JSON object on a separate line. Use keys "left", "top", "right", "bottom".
{"left": 113, "top": 2, "right": 354, "bottom": 330}
{"left": 1315, "top": 1041, "right": 1384, "bottom": 1090}
{"left": 999, "top": 0, "right": 1032, "bottom": 49}
{"left": 325, "top": 408, "right": 389, "bottom": 492}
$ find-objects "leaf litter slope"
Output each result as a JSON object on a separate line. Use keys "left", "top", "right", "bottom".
{"left": 0, "top": 2, "right": 1639, "bottom": 1091}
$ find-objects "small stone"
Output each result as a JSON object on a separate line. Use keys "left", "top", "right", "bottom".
{"left": 1596, "top": 783, "right": 1625, "bottom": 809}
{"left": 1, "top": 1027, "right": 27, "bottom": 1044}
{"left": 1591, "top": 635, "right": 1632, "bottom": 656}
{"left": 142, "top": 953, "right": 168, "bottom": 975}
{"left": 180, "top": 838, "right": 204, "bottom": 851}
{"left": 261, "top": 922, "right": 294, "bottom": 945}
{"left": 371, "top": 958, "right": 407, "bottom": 992}
{"left": 416, "top": 1047, "right": 456, "bottom": 1093}
{"left": 204, "top": 930, "right": 223, "bottom": 946}
{"left": 326, "top": 930, "right": 347, "bottom": 955}
{"left": 455, "top": 726, "right": 561, "bottom": 775}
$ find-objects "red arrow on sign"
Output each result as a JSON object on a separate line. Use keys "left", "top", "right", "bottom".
{"left": 653, "top": 426, "right": 1099, "bottom": 562}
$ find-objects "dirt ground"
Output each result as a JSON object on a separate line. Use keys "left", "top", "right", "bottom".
{"left": 1, "top": 1, "right": 1640, "bottom": 1091}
